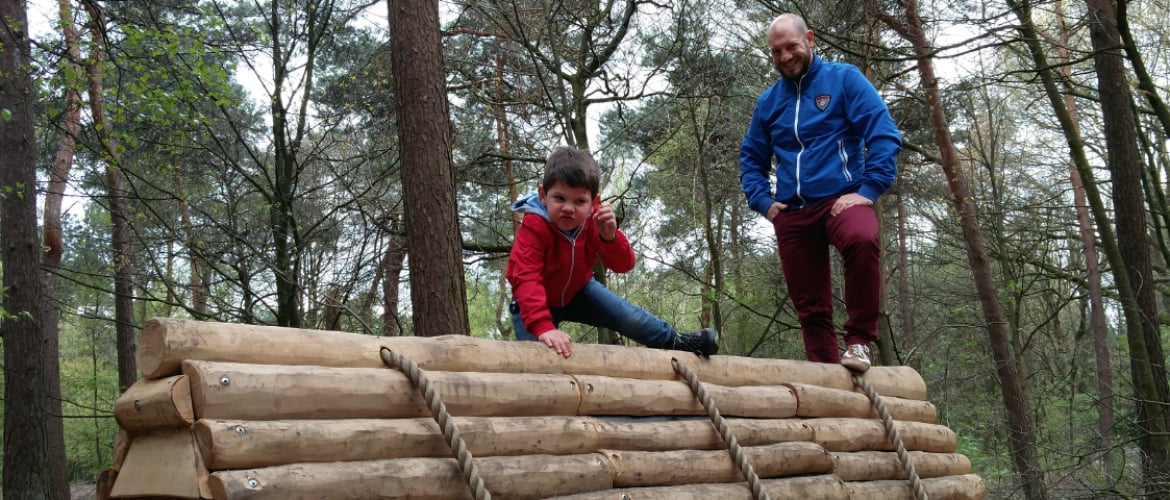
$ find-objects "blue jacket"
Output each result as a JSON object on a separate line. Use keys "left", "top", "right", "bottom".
{"left": 740, "top": 55, "right": 902, "bottom": 213}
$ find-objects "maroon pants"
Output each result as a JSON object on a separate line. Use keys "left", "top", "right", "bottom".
{"left": 772, "top": 198, "right": 880, "bottom": 363}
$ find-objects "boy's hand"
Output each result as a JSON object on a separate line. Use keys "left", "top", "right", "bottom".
{"left": 539, "top": 329, "right": 573, "bottom": 358}
{"left": 595, "top": 203, "right": 618, "bottom": 242}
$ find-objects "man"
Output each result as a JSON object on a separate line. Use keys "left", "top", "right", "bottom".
{"left": 740, "top": 14, "right": 903, "bottom": 372}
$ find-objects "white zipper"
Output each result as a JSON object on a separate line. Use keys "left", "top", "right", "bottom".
{"left": 838, "top": 139, "right": 851, "bottom": 182}
{"left": 793, "top": 75, "right": 807, "bottom": 207}
{"left": 558, "top": 229, "right": 578, "bottom": 306}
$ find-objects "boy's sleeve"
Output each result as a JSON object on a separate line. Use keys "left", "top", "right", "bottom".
{"left": 597, "top": 229, "right": 635, "bottom": 274}
{"left": 506, "top": 216, "right": 556, "bottom": 337}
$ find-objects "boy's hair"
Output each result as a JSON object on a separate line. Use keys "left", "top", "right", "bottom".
{"left": 542, "top": 146, "right": 601, "bottom": 196}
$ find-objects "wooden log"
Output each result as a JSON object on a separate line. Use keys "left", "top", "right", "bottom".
{"left": 601, "top": 442, "right": 832, "bottom": 486}
{"left": 195, "top": 416, "right": 602, "bottom": 469}
{"left": 109, "top": 428, "right": 210, "bottom": 499}
{"left": 96, "top": 468, "right": 116, "bottom": 500}
{"left": 576, "top": 374, "right": 798, "bottom": 417}
{"left": 185, "top": 360, "right": 811, "bottom": 420}
{"left": 140, "top": 318, "right": 926, "bottom": 400}
{"left": 208, "top": 454, "right": 614, "bottom": 500}
{"left": 114, "top": 375, "right": 195, "bottom": 430}
{"left": 196, "top": 416, "right": 823, "bottom": 469}
{"left": 787, "top": 383, "right": 937, "bottom": 423}
{"left": 679, "top": 355, "right": 926, "bottom": 400}
{"left": 846, "top": 473, "right": 986, "bottom": 500}
{"left": 112, "top": 429, "right": 131, "bottom": 471}
{"left": 183, "top": 360, "right": 581, "bottom": 420}
{"left": 805, "top": 418, "right": 957, "bottom": 453}
{"left": 831, "top": 451, "right": 972, "bottom": 480}
{"left": 594, "top": 417, "right": 813, "bottom": 451}
{"left": 546, "top": 475, "right": 851, "bottom": 500}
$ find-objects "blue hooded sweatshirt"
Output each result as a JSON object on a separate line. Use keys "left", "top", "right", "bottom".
{"left": 740, "top": 54, "right": 903, "bottom": 213}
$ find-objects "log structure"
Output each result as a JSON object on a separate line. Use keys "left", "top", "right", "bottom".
{"left": 104, "top": 318, "right": 985, "bottom": 499}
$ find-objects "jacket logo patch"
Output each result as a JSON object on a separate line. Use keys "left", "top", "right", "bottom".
{"left": 815, "top": 94, "right": 831, "bottom": 111}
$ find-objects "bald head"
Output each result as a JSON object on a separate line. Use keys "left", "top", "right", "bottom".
{"left": 769, "top": 13, "right": 808, "bottom": 36}
{"left": 767, "top": 14, "right": 815, "bottom": 80}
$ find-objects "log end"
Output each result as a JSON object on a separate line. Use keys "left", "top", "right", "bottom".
{"left": 137, "top": 317, "right": 182, "bottom": 379}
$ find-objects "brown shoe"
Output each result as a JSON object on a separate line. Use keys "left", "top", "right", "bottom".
{"left": 842, "top": 344, "right": 872, "bottom": 372}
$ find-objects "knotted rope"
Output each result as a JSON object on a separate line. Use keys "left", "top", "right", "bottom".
{"left": 672, "top": 358, "right": 771, "bottom": 500}
{"left": 851, "top": 373, "right": 928, "bottom": 500}
{"left": 380, "top": 347, "right": 491, "bottom": 500}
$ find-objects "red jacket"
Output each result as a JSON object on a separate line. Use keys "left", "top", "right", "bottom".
{"left": 506, "top": 194, "right": 635, "bottom": 338}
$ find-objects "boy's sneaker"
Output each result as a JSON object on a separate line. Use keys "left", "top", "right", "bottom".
{"left": 842, "top": 344, "right": 872, "bottom": 372}
{"left": 673, "top": 328, "right": 719, "bottom": 357}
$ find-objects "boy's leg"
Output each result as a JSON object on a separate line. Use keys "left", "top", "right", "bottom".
{"left": 557, "top": 279, "right": 676, "bottom": 348}
{"left": 826, "top": 205, "right": 881, "bottom": 348}
{"left": 508, "top": 299, "right": 538, "bottom": 341}
{"left": 774, "top": 202, "right": 839, "bottom": 363}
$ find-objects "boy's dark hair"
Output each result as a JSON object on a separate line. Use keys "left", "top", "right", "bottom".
{"left": 542, "top": 146, "right": 601, "bottom": 196}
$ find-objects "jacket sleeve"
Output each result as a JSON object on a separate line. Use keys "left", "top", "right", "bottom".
{"left": 597, "top": 229, "right": 636, "bottom": 274}
{"left": 506, "top": 216, "right": 556, "bottom": 337}
{"left": 844, "top": 66, "right": 902, "bottom": 202}
{"left": 739, "top": 99, "right": 776, "bottom": 216}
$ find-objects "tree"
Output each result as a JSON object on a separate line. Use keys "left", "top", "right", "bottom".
{"left": 388, "top": 0, "right": 471, "bottom": 337}
{"left": 1084, "top": 0, "right": 1170, "bottom": 493}
{"left": 80, "top": 0, "right": 137, "bottom": 391}
{"left": 1, "top": 0, "right": 58, "bottom": 496}
{"left": 861, "top": 1, "right": 1048, "bottom": 498}
{"left": 39, "top": 0, "right": 84, "bottom": 495}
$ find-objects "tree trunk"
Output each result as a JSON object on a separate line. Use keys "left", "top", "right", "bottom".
{"left": 1055, "top": 0, "right": 1113, "bottom": 476}
{"left": 1116, "top": 0, "right": 1170, "bottom": 139}
{"left": 39, "top": 0, "right": 83, "bottom": 495}
{"left": 1, "top": 0, "right": 56, "bottom": 496}
{"left": 497, "top": 49, "right": 519, "bottom": 337}
{"left": 382, "top": 230, "right": 408, "bottom": 336}
{"left": 895, "top": 194, "right": 917, "bottom": 370}
{"left": 268, "top": 0, "right": 301, "bottom": 328}
{"left": 863, "top": 1, "right": 1048, "bottom": 498}
{"left": 697, "top": 155, "right": 725, "bottom": 336}
{"left": 387, "top": 0, "right": 471, "bottom": 337}
{"left": 1084, "top": 0, "right": 1170, "bottom": 493}
{"left": 82, "top": 0, "right": 137, "bottom": 391}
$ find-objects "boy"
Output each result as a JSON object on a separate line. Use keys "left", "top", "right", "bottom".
{"left": 506, "top": 146, "right": 719, "bottom": 359}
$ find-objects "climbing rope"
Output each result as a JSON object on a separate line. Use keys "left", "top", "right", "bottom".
{"left": 851, "top": 373, "right": 929, "bottom": 500}
{"left": 380, "top": 347, "right": 492, "bottom": 500}
{"left": 672, "top": 358, "right": 771, "bottom": 500}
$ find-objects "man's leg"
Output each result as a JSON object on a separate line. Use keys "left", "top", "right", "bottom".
{"left": 826, "top": 205, "right": 881, "bottom": 348}
{"left": 774, "top": 203, "right": 838, "bottom": 363}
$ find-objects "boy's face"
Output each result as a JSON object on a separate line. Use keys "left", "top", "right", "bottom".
{"left": 538, "top": 182, "right": 599, "bottom": 231}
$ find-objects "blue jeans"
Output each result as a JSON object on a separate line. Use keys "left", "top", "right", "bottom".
{"left": 510, "top": 279, "right": 677, "bottom": 348}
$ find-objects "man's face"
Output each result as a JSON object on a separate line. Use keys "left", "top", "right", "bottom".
{"left": 539, "top": 182, "right": 597, "bottom": 231}
{"left": 768, "top": 23, "right": 814, "bottom": 80}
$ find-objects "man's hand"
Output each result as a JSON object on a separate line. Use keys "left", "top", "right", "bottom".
{"left": 831, "top": 193, "right": 873, "bottom": 217}
{"left": 765, "top": 201, "right": 788, "bottom": 221}
{"left": 539, "top": 329, "right": 573, "bottom": 358}
{"left": 595, "top": 203, "right": 618, "bottom": 242}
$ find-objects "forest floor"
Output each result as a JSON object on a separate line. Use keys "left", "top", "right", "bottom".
{"left": 71, "top": 483, "right": 97, "bottom": 499}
